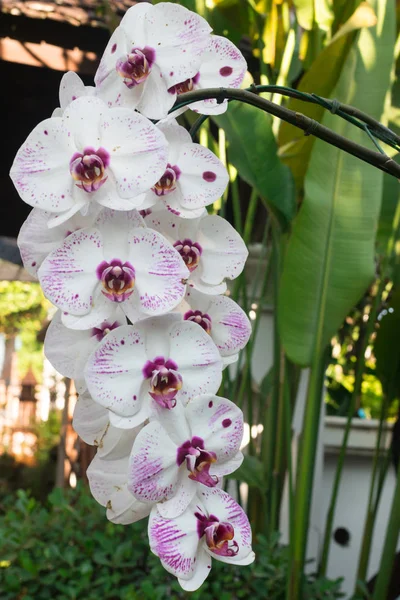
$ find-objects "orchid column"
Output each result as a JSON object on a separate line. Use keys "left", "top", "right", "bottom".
{"left": 10, "top": 1, "right": 255, "bottom": 591}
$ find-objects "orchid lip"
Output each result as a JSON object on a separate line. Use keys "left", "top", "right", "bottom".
{"left": 152, "top": 164, "right": 181, "bottom": 197}
{"left": 96, "top": 259, "right": 135, "bottom": 302}
{"left": 91, "top": 320, "right": 120, "bottom": 342}
{"left": 177, "top": 437, "right": 218, "bottom": 487}
{"left": 195, "top": 512, "right": 239, "bottom": 557}
{"left": 116, "top": 46, "right": 155, "bottom": 88}
{"left": 69, "top": 146, "right": 110, "bottom": 193}
{"left": 168, "top": 73, "right": 200, "bottom": 95}
{"left": 143, "top": 356, "right": 182, "bottom": 409}
{"left": 173, "top": 239, "right": 202, "bottom": 272}
{"left": 183, "top": 309, "right": 212, "bottom": 334}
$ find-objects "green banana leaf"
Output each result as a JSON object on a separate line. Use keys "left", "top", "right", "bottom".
{"left": 278, "top": 0, "right": 395, "bottom": 366}
{"left": 213, "top": 103, "right": 296, "bottom": 228}
{"left": 278, "top": 1, "right": 377, "bottom": 190}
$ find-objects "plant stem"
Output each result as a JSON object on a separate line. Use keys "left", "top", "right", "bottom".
{"left": 372, "top": 461, "right": 400, "bottom": 600}
{"left": 288, "top": 347, "right": 328, "bottom": 600}
{"left": 355, "top": 391, "right": 391, "bottom": 592}
{"left": 319, "top": 278, "right": 385, "bottom": 575}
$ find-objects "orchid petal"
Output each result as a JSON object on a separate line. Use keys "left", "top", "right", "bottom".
{"left": 10, "top": 117, "right": 74, "bottom": 212}
{"left": 148, "top": 502, "right": 202, "bottom": 581}
{"left": 198, "top": 215, "right": 248, "bottom": 284}
{"left": 128, "top": 421, "right": 179, "bottom": 503}
{"left": 72, "top": 390, "right": 109, "bottom": 446}
{"left": 107, "top": 484, "right": 150, "bottom": 525}
{"left": 38, "top": 228, "right": 102, "bottom": 315}
{"left": 127, "top": 228, "right": 188, "bottom": 315}
{"left": 185, "top": 395, "right": 244, "bottom": 465}
{"left": 44, "top": 310, "right": 97, "bottom": 379}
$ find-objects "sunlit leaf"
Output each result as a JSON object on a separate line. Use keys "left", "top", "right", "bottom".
{"left": 278, "top": 0, "right": 395, "bottom": 366}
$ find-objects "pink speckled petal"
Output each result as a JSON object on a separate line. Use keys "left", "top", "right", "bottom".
{"left": 44, "top": 310, "right": 97, "bottom": 379}
{"left": 61, "top": 288, "right": 126, "bottom": 331}
{"left": 178, "top": 547, "right": 211, "bottom": 591}
{"left": 169, "top": 320, "right": 222, "bottom": 404}
{"left": 10, "top": 117, "right": 74, "bottom": 213}
{"left": 185, "top": 395, "right": 244, "bottom": 465}
{"left": 189, "top": 36, "right": 247, "bottom": 116}
{"left": 109, "top": 403, "right": 151, "bottom": 429}
{"left": 144, "top": 3, "right": 211, "bottom": 89}
{"left": 38, "top": 228, "right": 103, "bottom": 315}
{"left": 107, "top": 484, "right": 150, "bottom": 525}
{"left": 208, "top": 295, "right": 251, "bottom": 357}
{"left": 199, "top": 488, "right": 255, "bottom": 565}
{"left": 148, "top": 501, "right": 202, "bottom": 581}
{"left": 149, "top": 395, "right": 190, "bottom": 445}
{"left": 128, "top": 421, "right": 179, "bottom": 503}
{"left": 18, "top": 208, "right": 98, "bottom": 278}
{"left": 211, "top": 452, "right": 243, "bottom": 478}
{"left": 84, "top": 324, "right": 149, "bottom": 419}
{"left": 198, "top": 215, "right": 248, "bottom": 285}
{"left": 72, "top": 390, "right": 108, "bottom": 446}
{"left": 128, "top": 228, "right": 188, "bottom": 315}
{"left": 157, "top": 472, "right": 197, "bottom": 519}
{"left": 99, "top": 107, "right": 168, "bottom": 197}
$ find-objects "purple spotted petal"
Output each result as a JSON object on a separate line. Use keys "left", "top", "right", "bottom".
{"left": 38, "top": 228, "right": 103, "bottom": 315}
{"left": 148, "top": 501, "right": 203, "bottom": 581}
{"left": 128, "top": 421, "right": 180, "bottom": 503}
{"left": 185, "top": 395, "right": 244, "bottom": 468}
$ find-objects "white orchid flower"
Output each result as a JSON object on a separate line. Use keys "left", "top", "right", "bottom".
{"left": 10, "top": 96, "right": 168, "bottom": 226}
{"left": 95, "top": 2, "right": 211, "bottom": 119}
{"left": 128, "top": 394, "right": 243, "bottom": 518}
{"left": 84, "top": 313, "right": 223, "bottom": 429}
{"left": 37, "top": 209, "right": 188, "bottom": 329}
{"left": 144, "top": 207, "right": 248, "bottom": 294}
{"left": 135, "top": 120, "right": 228, "bottom": 218}
{"left": 149, "top": 487, "right": 255, "bottom": 591}
{"left": 177, "top": 287, "right": 251, "bottom": 365}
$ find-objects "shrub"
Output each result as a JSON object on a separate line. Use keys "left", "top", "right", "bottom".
{"left": 0, "top": 486, "right": 344, "bottom": 600}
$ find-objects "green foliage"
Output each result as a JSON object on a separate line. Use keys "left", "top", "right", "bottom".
{"left": 213, "top": 103, "right": 296, "bottom": 229}
{"left": 32, "top": 409, "right": 62, "bottom": 464}
{"left": 278, "top": 0, "right": 395, "bottom": 366}
{"left": 0, "top": 487, "right": 344, "bottom": 600}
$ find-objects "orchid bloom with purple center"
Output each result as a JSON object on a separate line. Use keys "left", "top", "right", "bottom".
{"left": 127, "top": 394, "right": 243, "bottom": 517}
{"left": 94, "top": 2, "right": 212, "bottom": 119}
{"left": 144, "top": 206, "right": 248, "bottom": 295}
{"left": 85, "top": 314, "right": 223, "bottom": 430}
{"left": 10, "top": 96, "right": 168, "bottom": 226}
{"left": 135, "top": 120, "right": 229, "bottom": 218}
{"left": 149, "top": 487, "right": 254, "bottom": 591}
{"left": 37, "top": 209, "right": 189, "bottom": 330}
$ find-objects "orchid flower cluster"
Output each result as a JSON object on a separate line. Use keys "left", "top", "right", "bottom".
{"left": 10, "top": 1, "right": 255, "bottom": 590}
